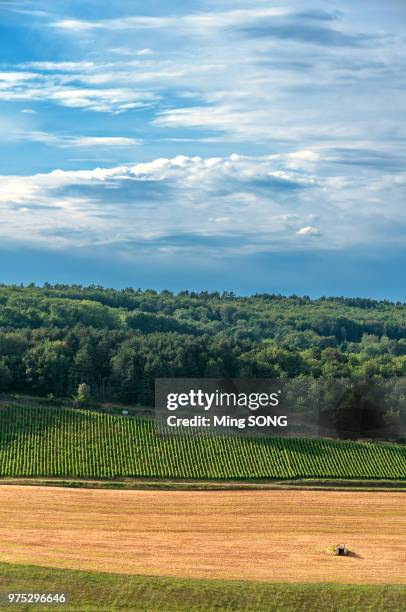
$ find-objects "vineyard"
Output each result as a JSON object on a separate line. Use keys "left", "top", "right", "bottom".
{"left": 0, "top": 404, "right": 404, "bottom": 480}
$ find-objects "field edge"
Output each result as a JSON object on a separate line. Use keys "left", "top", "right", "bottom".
{"left": 0, "top": 476, "right": 406, "bottom": 491}
{"left": 0, "top": 561, "right": 405, "bottom": 612}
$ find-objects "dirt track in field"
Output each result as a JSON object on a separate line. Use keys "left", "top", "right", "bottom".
{"left": 0, "top": 486, "right": 405, "bottom": 584}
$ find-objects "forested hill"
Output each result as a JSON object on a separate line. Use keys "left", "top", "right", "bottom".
{"left": 0, "top": 284, "right": 406, "bottom": 405}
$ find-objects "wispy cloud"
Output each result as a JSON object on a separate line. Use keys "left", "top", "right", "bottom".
{"left": 109, "top": 48, "right": 154, "bottom": 57}
{"left": 52, "top": 8, "right": 290, "bottom": 34}
{"left": 0, "top": 1, "right": 49, "bottom": 17}
{"left": 0, "top": 68, "right": 158, "bottom": 112}
{"left": 20, "top": 131, "right": 141, "bottom": 148}
{"left": 51, "top": 7, "right": 378, "bottom": 50}
{"left": 0, "top": 3, "right": 402, "bottom": 144}
{"left": 21, "top": 61, "right": 96, "bottom": 72}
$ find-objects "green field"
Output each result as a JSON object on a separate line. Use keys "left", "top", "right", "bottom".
{"left": 0, "top": 562, "right": 405, "bottom": 612}
{"left": 0, "top": 405, "right": 404, "bottom": 480}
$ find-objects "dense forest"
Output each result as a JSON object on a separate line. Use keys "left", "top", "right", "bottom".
{"left": 0, "top": 284, "right": 406, "bottom": 410}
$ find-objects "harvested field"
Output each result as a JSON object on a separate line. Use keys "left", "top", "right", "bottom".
{"left": 0, "top": 486, "right": 405, "bottom": 584}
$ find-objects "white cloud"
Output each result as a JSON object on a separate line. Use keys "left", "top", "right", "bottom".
{"left": 47, "top": 87, "right": 156, "bottom": 113}
{"left": 296, "top": 226, "right": 321, "bottom": 236}
{"left": 68, "top": 136, "right": 140, "bottom": 147}
{"left": 0, "top": 2, "right": 48, "bottom": 17}
{"left": 22, "top": 61, "right": 96, "bottom": 72}
{"left": 0, "top": 71, "right": 38, "bottom": 84}
{"left": 17, "top": 131, "right": 140, "bottom": 148}
{"left": 0, "top": 72, "right": 158, "bottom": 112}
{"left": 1, "top": 3, "right": 403, "bottom": 142}
{"left": 52, "top": 9, "right": 289, "bottom": 34}
{"left": 109, "top": 47, "right": 154, "bottom": 56}
{"left": 0, "top": 153, "right": 402, "bottom": 253}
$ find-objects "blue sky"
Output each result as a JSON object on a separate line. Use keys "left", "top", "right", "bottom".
{"left": 0, "top": 1, "right": 405, "bottom": 298}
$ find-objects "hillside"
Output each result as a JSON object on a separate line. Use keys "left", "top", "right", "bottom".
{"left": 0, "top": 405, "right": 404, "bottom": 480}
{"left": 0, "top": 284, "right": 406, "bottom": 410}
{"left": 1, "top": 562, "right": 404, "bottom": 612}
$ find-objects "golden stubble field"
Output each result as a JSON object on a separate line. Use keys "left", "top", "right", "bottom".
{"left": 0, "top": 486, "right": 405, "bottom": 584}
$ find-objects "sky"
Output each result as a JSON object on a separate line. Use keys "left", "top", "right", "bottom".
{"left": 0, "top": 0, "right": 405, "bottom": 298}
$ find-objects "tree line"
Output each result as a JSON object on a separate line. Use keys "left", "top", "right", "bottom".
{"left": 0, "top": 284, "right": 405, "bottom": 408}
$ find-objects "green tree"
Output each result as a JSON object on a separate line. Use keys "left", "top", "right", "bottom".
{"left": 73, "top": 382, "right": 91, "bottom": 408}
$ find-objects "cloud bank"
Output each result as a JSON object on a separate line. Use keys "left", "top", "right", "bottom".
{"left": 0, "top": 152, "right": 404, "bottom": 258}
